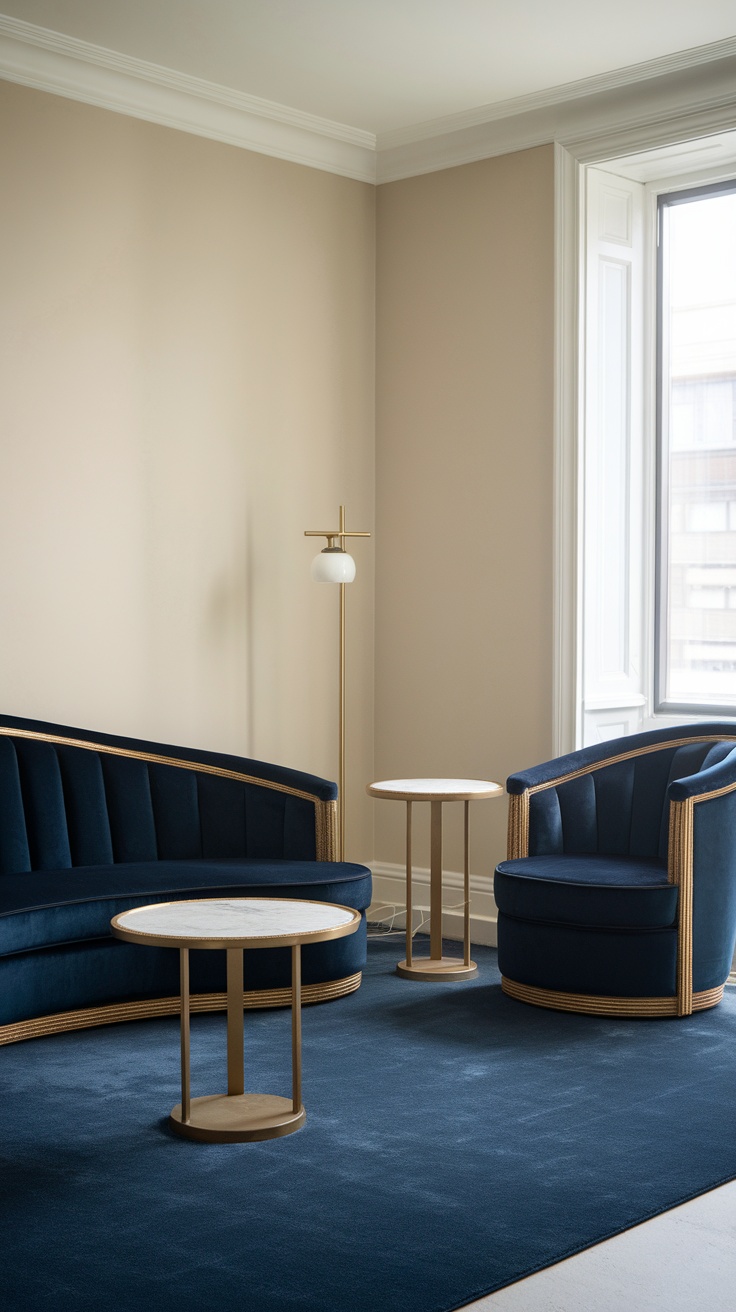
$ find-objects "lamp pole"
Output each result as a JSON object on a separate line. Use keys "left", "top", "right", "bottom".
{"left": 305, "top": 505, "right": 370, "bottom": 860}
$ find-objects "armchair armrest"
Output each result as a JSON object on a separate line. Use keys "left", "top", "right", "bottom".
{"left": 665, "top": 745, "right": 736, "bottom": 1012}
{"left": 668, "top": 745, "right": 736, "bottom": 801}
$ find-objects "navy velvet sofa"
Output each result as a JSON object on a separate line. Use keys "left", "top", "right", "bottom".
{"left": 495, "top": 724, "right": 736, "bottom": 1017}
{"left": 0, "top": 714, "right": 372, "bottom": 1044}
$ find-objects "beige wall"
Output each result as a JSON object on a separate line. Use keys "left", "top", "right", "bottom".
{"left": 0, "top": 81, "right": 376, "bottom": 861}
{"left": 0, "top": 80, "right": 557, "bottom": 879}
{"left": 374, "top": 148, "right": 556, "bottom": 877}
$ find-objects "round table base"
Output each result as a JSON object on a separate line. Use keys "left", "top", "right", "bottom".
{"left": 396, "top": 957, "right": 477, "bottom": 982}
{"left": 170, "top": 1093, "right": 306, "bottom": 1143}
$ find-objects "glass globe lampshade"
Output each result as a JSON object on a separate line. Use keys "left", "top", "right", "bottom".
{"left": 310, "top": 547, "right": 356, "bottom": 583}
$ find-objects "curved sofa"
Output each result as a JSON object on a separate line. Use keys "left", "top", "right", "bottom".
{"left": 0, "top": 713, "right": 372, "bottom": 1044}
{"left": 495, "top": 723, "right": 736, "bottom": 1018}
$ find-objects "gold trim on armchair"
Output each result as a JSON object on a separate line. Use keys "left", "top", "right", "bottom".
{"left": 507, "top": 791, "right": 530, "bottom": 860}
{"left": 523, "top": 735, "right": 736, "bottom": 797}
{"left": 500, "top": 978, "right": 724, "bottom": 1017}
{"left": 668, "top": 797, "right": 695, "bottom": 1016}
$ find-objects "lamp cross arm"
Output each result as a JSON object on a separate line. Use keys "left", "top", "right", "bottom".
{"left": 304, "top": 530, "right": 371, "bottom": 539}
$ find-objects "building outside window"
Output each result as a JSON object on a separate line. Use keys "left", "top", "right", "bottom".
{"left": 658, "top": 184, "right": 736, "bottom": 711}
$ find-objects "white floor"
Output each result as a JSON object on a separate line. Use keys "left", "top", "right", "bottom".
{"left": 462, "top": 1179, "right": 736, "bottom": 1311}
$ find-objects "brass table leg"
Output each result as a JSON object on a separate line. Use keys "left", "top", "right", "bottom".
{"left": 180, "top": 948, "right": 191, "bottom": 1124}
{"left": 397, "top": 798, "right": 477, "bottom": 982}
{"left": 226, "top": 948, "right": 245, "bottom": 1096}
{"left": 169, "top": 945, "right": 307, "bottom": 1143}
{"left": 430, "top": 800, "right": 443, "bottom": 960}
{"left": 225, "top": 949, "right": 245, "bottom": 1091}
{"left": 464, "top": 800, "right": 471, "bottom": 969}
{"left": 405, "top": 800, "right": 413, "bottom": 969}
{"left": 291, "top": 945, "right": 302, "bottom": 1115}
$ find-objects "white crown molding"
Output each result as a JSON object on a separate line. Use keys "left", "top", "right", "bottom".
{"left": 377, "top": 35, "right": 736, "bottom": 152}
{"left": 2, "top": 15, "right": 736, "bottom": 186}
{"left": 377, "top": 53, "right": 736, "bottom": 182}
{"left": 0, "top": 15, "right": 377, "bottom": 183}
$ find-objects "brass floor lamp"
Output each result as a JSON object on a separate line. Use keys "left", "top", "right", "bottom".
{"left": 305, "top": 506, "right": 370, "bottom": 861}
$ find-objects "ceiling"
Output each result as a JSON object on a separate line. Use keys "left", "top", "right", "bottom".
{"left": 1, "top": 0, "right": 735, "bottom": 137}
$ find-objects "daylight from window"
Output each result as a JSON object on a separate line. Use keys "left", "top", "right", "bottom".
{"left": 660, "top": 187, "right": 736, "bottom": 709}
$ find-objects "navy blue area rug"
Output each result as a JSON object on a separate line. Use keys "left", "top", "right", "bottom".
{"left": 2, "top": 938, "right": 736, "bottom": 1312}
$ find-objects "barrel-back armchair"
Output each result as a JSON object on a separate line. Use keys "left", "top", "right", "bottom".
{"left": 494, "top": 725, "right": 736, "bottom": 1017}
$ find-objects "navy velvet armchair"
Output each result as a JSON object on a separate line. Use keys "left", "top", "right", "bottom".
{"left": 494, "top": 724, "right": 736, "bottom": 1017}
{"left": 0, "top": 713, "right": 371, "bottom": 1044}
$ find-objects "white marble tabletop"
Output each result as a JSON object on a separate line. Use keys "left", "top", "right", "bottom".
{"left": 111, "top": 897, "right": 359, "bottom": 948}
{"left": 367, "top": 778, "right": 503, "bottom": 801}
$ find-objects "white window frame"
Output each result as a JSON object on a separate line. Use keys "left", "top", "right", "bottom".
{"left": 554, "top": 129, "right": 736, "bottom": 754}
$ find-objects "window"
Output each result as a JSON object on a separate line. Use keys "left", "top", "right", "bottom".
{"left": 579, "top": 156, "right": 736, "bottom": 748}
{"left": 656, "top": 182, "right": 736, "bottom": 713}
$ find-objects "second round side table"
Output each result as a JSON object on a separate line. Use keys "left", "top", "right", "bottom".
{"left": 367, "top": 778, "right": 503, "bottom": 981}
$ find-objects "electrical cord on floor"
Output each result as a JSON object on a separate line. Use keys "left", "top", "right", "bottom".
{"left": 367, "top": 903, "right": 422, "bottom": 938}
{"left": 367, "top": 898, "right": 469, "bottom": 943}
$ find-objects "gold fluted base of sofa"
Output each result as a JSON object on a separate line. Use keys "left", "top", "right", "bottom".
{"left": 0, "top": 971, "right": 362, "bottom": 1046}
{"left": 501, "top": 976, "right": 724, "bottom": 1017}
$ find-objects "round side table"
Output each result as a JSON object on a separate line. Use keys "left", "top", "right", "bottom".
{"left": 367, "top": 778, "right": 503, "bottom": 981}
{"left": 112, "top": 897, "right": 360, "bottom": 1143}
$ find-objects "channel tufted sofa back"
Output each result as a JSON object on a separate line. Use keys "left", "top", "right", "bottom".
{"left": 0, "top": 718, "right": 334, "bottom": 876}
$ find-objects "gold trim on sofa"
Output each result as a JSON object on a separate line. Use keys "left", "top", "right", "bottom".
{"left": 0, "top": 726, "right": 338, "bottom": 862}
{"left": 0, "top": 972, "right": 362, "bottom": 1046}
{"left": 505, "top": 734, "right": 736, "bottom": 1017}
{"left": 315, "top": 798, "right": 338, "bottom": 862}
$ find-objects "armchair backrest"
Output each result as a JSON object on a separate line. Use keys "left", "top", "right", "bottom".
{"left": 0, "top": 715, "right": 337, "bottom": 875}
{"left": 520, "top": 734, "right": 736, "bottom": 861}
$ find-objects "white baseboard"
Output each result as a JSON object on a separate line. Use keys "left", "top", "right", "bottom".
{"left": 368, "top": 861, "right": 498, "bottom": 948}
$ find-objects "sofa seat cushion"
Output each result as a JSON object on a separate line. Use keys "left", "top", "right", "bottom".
{"left": 0, "top": 859, "right": 372, "bottom": 957}
{"left": 494, "top": 855, "right": 677, "bottom": 929}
